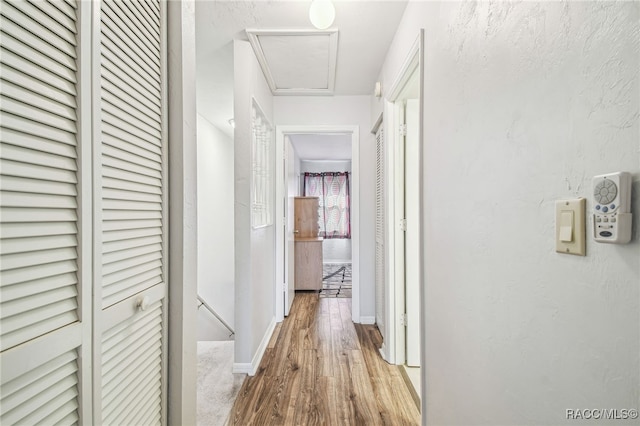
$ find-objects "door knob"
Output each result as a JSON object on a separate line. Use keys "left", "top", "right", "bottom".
{"left": 293, "top": 230, "right": 300, "bottom": 234}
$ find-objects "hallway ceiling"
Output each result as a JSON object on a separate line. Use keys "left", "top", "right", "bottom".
{"left": 289, "top": 134, "right": 352, "bottom": 161}
{"left": 195, "top": 0, "right": 409, "bottom": 138}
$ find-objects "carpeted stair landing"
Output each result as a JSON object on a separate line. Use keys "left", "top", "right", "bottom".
{"left": 197, "top": 341, "right": 245, "bottom": 426}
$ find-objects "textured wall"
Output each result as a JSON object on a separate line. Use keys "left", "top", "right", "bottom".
{"left": 196, "top": 115, "right": 235, "bottom": 341}
{"left": 425, "top": 2, "right": 639, "bottom": 424}
{"left": 233, "top": 40, "right": 275, "bottom": 366}
{"left": 382, "top": 1, "right": 639, "bottom": 424}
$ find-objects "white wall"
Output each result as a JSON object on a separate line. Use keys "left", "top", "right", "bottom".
{"left": 233, "top": 40, "right": 276, "bottom": 370}
{"left": 380, "top": 2, "right": 640, "bottom": 424}
{"left": 274, "top": 96, "right": 375, "bottom": 318}
{"left": 196, "top": 115, "right": 235, "bottom": 341}
{"left": 300, "top": 160, "right": 353, "bottom": 263}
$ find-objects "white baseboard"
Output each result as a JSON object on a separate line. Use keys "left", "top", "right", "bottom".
{"left": 359, "top": 316, "right": 376, "bottom": 325}
{"left": 232, "top": 316, "right": 276, "bottom": 376}
{"left": 379, "top": 343, "right": 391, "bottom": 363}
{"left": 232, "top": 363, "right": 252, "bottom": 375}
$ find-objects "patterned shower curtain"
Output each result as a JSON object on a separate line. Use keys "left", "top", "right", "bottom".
{"left": 303, "top": 172, "right": 351, "bottom": 239}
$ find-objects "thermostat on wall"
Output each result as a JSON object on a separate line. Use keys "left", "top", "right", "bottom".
{"left": 593, "top": 172, "right": 632, "bottom": 244}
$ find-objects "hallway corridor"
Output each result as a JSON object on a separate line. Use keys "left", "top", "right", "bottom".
{"left": 227, "top": 293, "right": 420, "bottom": 425}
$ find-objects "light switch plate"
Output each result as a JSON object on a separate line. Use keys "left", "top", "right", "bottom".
{"left": 555, "top": 199, "right": 586, "bottom": 256}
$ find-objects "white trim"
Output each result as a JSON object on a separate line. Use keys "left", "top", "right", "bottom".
{"left": 387, "top": 35, "right": 420, "bottom": 102}
{"left": 417, "top": 28, "right": 427, "bottom": 420}
{"left": 371, "top": 112, "right": 383, "bottom": 135}
{"left": 359, "top": 316, "right": 376, "bottom": 325}
{"left": 383, "top": 32, "right": 423, "bottom": 367}
{"left": 233, "top": 317, "right": 277, "bottom": 376}
{"left": 76, "top": 1, "right": 93, "bottom": 422}
{"left": 246, "top": 29, "right": 338, "bottom": 96}
{"left": 275, "top": 125, "right": 360, "bottom": 323}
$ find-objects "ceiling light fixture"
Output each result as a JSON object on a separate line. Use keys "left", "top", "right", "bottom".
{"left": 309, "top": 0, "right": 335, "bottom": 30}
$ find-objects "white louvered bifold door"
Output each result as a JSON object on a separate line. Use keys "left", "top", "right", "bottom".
{"left": 375, "top": 125, "right": 385, "bottom": 340}
{"left": 0, "top": 0, "right": 87, "bottom": 424}
{"left": 96, "top": 0, "right": 166, "bottom": 424}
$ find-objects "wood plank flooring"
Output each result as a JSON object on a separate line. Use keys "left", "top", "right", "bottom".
{"left": 228, "top": 293, "right": 420, "bottom": 425}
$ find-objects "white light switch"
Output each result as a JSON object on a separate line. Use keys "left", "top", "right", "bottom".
{"left": 559, "top": 211, "right": 574, "bottom": 242}
{"left": 556, "top": 199, "right": 585, "bottom": 256}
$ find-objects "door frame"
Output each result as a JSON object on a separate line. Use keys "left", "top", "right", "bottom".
{"left": 275, "top": 125, "right": 360, "bottom": 323}
{"left": 382, "top": 30, "right": 424, "bottom": 366}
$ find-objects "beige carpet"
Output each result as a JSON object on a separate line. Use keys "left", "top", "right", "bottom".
{"left": 197, "top": 341, "right": 245, "bottom": 426}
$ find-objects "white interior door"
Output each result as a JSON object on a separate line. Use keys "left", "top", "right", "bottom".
{"left": 375, "top": 125, "right": 385, "bottom": 338}
{"left": 96, "top": 0, "right": 167, "bottom": 423}
{"left": 0, "top": 0, "right": 90, "bottom": 423}
{"left": 284, "top": 137, "right": 295, "bottom": 315}
{"left": 405, "top": 99, "right": 420, "bottom": 367}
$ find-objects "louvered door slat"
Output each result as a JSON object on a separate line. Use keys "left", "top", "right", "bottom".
{"left": 102, "top": 166, "right": 160, "bottom": 188}
{"left": 103, "top": 235, "right": 162, "bottom": 254}
{"left": 102, "top": 260, "right": 162, "bottom": 292}
{"left": 102, "top": 144, "right": 162, "bottom": 171}
{"left": 0, "top": 143, "right": 77, "bottom": 167}
{"left": 0, "top": 350, "right": 79, "bottom": 425}
{"left": 102, "top": 153, "right": 161, "bottom": 178}
{"left": 102, "top": 130, "right": 162, "bottom": 158}
{"left": 0, "top": 5, "right": 82, "bottom": 421}
{"left": 0, "top": 12, "right": 76, "bottom": 60}
{"left": 0, "top": 234, "right": 77, "bottom": 255}
{"left": 100, "top": 42, "right": 161, "bottom": 104}
{"left": 102, "top": 99, "right": 162, "bottom": 140}
{"left": 117, "top": 0, "right": 160, "bottom": 44}
{"left": 1, "top": 65, "right": 77, "bottom": 109}
{"left": 1, "top": 303, "right": 77, "bottom": 351}
{"left": 101, "top": 80, "right": 161, "bottom": 127}
{"left": 101, "top": 2, "right": 159, "bottom": 76}
{"left": 0, "top": 48, "right": 77, "bottom": 96}
{"left": 26, "top": 0, "right": 77, "bottom": 34}
{"left": 0, "top": 221, "right": 76, "bottom": 239}
{"left": 0, "top": 175, "right": 77, "bottom": 196}
{"left": 100, "top": 19, "right": 159, "bottom": 86}
{"left": 2, "top": 0, "right": 77, "bottom": 45}
{"left": 0, "top": 159, "right": 76, "bottom": 182}
{"left": 101, "top": 302, "right": 163, "bottom": 424}
{"left": 131, "top": 0, "right": 159, "bottom": 37}
{"left": 0, "top": 112, "right": 76, "bottom": 146}
{"left": 98, "top": 0, "right": 165, "bottom": 422}
{"left": 1, "top": 80, "right": 77, "bottom": 121}
{"left": 1, "top": 127, "right": 77, "bottom": 157}
{"left": 0, "top": 35, "right": 76, "bottom": 84}
{"left": 1, "top": 272, "right": 77, "bottom": 302}
{"left": 1, "top": 97, "right": 76, "bottom": 133}
{"left": 0, "top": 260, "right": 76, "bottom": 288}
{"left": 103, "top": 273, "right": 162, "bottom": 308}
{"left": 0, "top": 191, "right": 77, "bottom": 209}
{"left": 102, "top": 105, "right": 161, "bottom": 146}
{"left": 102, "top": 177, "right": 162, "bottom": 196}
{"left": 49, "top": 0, "right": 77, "bottom": 21}
{"left": 0, "top": 206, "right": 77, "bottom": 223}
{"left": 103, "top": 0, "right": 159, "bottom": 61}
{"left": 102, "top": 219, "right": 162, "bottom": 233}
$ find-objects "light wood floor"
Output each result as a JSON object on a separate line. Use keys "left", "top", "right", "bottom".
{"left": 228, "top": 293, "right": 420, "bottom": 425}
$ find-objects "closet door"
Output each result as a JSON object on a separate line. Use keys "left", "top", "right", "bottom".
{"left": 375, "top": 125, "right": 385, "bottom": 339}
{"left": 96, "top": 0, "right": 167, "bottom": 424}
{"left": 0, "top": 0, "right": 89, "bottom": 424}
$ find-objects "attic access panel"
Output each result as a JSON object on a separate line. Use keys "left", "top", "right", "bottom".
{"left": 246, "top": 29, "right": 339, "bottom": 96}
